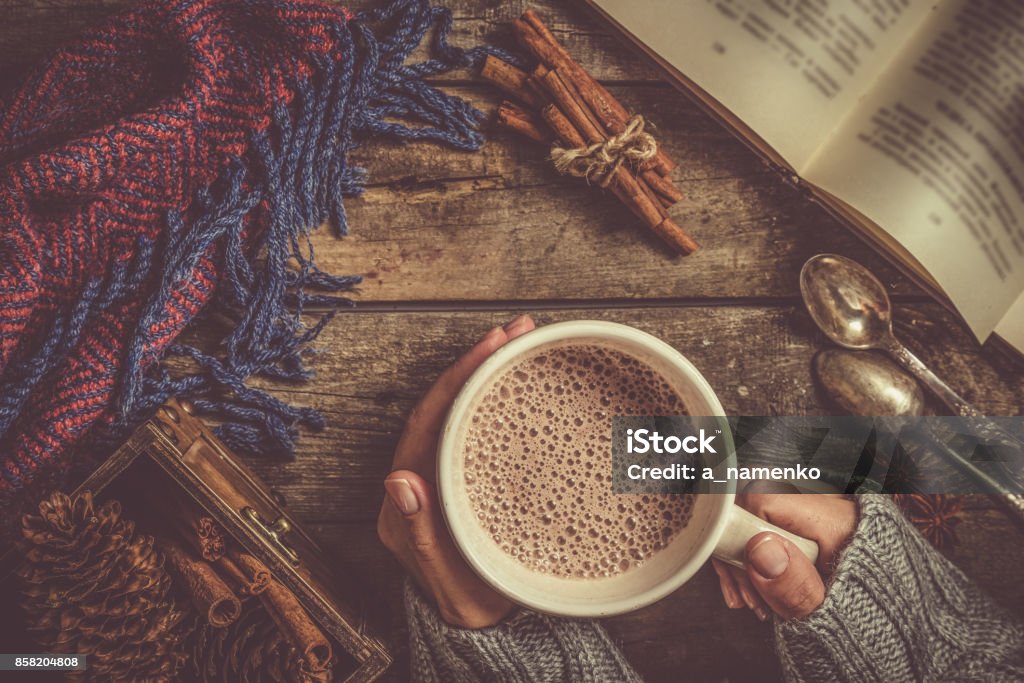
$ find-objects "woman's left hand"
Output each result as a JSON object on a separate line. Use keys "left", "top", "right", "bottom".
{"left": 377, "top": 315, "right": 535, "bottom": 629}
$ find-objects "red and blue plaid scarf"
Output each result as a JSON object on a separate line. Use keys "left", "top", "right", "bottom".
{"left": 0, "top": 0, "right": 516, "bottom": 510}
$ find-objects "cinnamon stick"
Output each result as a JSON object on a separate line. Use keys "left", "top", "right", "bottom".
{"left": 539, "top": 68, "right": 682, "bottom": 207}
{"left": 542, "top": 102, "right": 655, "bottom": 221}
{"left": 540, "top": 102, "right": 586, "bottom": 149}
{"left": 646, "top": 168, "right": 685, "bottom": 207}
{"left": 496, "top": 101, "right": 549, "bottom": 143}
{"left": 217, "top": 547, "right": 271, "bottom": 596}
{"left": 539, "top": 68, "right": 604, "bottom": 145}
{"left": 481, "top": 55, "right": 544, "bottom": 109}
{"left": 513, "top": 10, "right": 676, "bottom": 176}
{"left": 540, "top": 104, "right": 698, "bottom": 255}
{"left": 260, "top": 578, "right": 333, "bottom": 672}
{"left": 215, "top": 554, "right": 249, "bottom": 593}
{"left": 160, "top": 539, "right": 242, "bottom": 628}
{"left": 165, "top": 507, "right": 270, "bottom": 597}
{"left": 527, "top": 64, "right": 552, "bottom": 114}
{"left": 530, "top": 64, "right": 550, "bottom": 91}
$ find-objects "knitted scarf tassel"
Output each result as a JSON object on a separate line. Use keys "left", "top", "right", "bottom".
{"left": 0, "top": 0, "right": 522, "bottom": 498}
{"left": 116, "top": 1, "right": 514, "bottom": 458}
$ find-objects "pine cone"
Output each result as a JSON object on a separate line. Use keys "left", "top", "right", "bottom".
{"left": 18, "top": 491, "right": 191, "bottom": 682}
{"left": 191, "top": 601, "right": 330, "bottom": 683}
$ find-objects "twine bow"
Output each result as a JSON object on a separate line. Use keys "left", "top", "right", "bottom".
{"left": 549, "top": 114, "right": 658, "bottom": 187}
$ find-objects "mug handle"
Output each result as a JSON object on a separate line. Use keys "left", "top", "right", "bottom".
{"left": 712, "top": 504, "right": 819, "bottom": 569}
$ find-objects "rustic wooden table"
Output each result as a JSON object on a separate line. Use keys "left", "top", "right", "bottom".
{"left": 4, "top": 1, "right": 1024, "bottom": 681}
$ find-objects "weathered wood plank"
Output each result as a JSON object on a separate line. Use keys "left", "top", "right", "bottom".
{"left": 219, "top": 305, "right": 1023, "bottom": 525}
{"left": 316, "top": 84, "right": 919, "bottom": 302}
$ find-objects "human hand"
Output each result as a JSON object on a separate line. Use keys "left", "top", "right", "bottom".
{"left": 712, "top": 483, "right": 857, "bottom": 620}
{"left": 377, "top": 315, "right": 535, "bottom": 629}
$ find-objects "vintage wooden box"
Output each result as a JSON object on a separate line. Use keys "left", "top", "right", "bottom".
{"left": 48, "top": 398, "right": 392, "bottom": 682}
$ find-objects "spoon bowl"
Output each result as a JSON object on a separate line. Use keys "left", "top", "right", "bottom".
{"left": 813, "top": 350, "right": 924, "bottom": 416}
{"left": 799, "top": 254, "right": 893, "bottom": 350}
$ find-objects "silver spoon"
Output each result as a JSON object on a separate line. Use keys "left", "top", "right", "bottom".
{"left": 800, "top": 253, "right": 980, "bottom": 417}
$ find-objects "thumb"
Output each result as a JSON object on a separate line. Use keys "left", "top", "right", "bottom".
{"left": 744, "top": 532, "right": 825, "bottom": 620}
{"left": 384, "top": 470, "right": 448, "bottom": 564}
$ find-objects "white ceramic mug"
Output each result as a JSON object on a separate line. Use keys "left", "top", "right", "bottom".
{"left": 437, "top": 321, "right": 818, "bottom": 617}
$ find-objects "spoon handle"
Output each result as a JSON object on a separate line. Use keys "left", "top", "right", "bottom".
{"left": 882, "top": 342, "right": 1024, "bottom": 527}
{"left": 884, "top": 341, "right": 982, "bottom": 417}
{"left": 888, "top": 344, "right": 1024, "bottom": 528}
{"left": 920, "top": 428, "right": 1024, "bottom": 527}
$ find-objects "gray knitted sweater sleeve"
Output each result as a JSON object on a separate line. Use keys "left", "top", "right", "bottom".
{"left": 405, "top": 495, "right": 1024, "bottom": 682}
{"left": 774, "top": 495, "right": 1024, "bottom": 682}
{"left": 404, "top": 582, "right": 642, "bottom": 682}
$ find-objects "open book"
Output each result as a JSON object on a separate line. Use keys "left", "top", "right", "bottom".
{"left": 584, "top": 0, "right": 1024, "bottom": 353}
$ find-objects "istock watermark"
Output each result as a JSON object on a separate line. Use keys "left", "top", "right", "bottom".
{"left": 625, "top": 427, "right": 719, "bottom": 454}
{"left": 612, "top": 415, "right": 1024, "bottom": 495}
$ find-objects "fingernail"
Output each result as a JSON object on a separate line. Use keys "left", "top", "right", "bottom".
{"left": 385, "top": 478, "right": 420, "bottom": 516}
{"left": 754, "top": 607, "right": 769, "bottom": 622}
{"left": 718, "top": 580, "right": 741, "bottom": 609}
{"left": 483, "top": 325, "right": 503, "bottom": 343}
{"left": 748, "top": 536, "right": 789, "bottom": 579}
{"left": 503, "top": 314, "right": 529, "bottom": 333}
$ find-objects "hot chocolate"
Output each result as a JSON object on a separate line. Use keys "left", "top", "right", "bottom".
{"left": 460, "top": 342, "right": 694, "bottom": 579}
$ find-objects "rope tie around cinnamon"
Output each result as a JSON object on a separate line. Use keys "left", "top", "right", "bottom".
{"left": 550, "top": 115, "right": 658, "bottom": 187}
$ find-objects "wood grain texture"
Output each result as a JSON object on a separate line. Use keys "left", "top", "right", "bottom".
{"left": 230, "top": 306, "right": 1023, "bottom": 524}
{"left": 329, "top": 84, "right": 920, "bottom": 301}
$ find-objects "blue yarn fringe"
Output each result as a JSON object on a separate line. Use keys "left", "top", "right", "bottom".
{"left": 90, "top": 0, "right": 525, "bottom": 460}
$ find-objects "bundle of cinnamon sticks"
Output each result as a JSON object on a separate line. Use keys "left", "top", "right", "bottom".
{"left": 485, "top": 10, "right": 698, "bottom": 255}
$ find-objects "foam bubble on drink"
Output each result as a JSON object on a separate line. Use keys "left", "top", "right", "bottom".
{"left": 461, "top": 342, "right": 694, "bottom": 579}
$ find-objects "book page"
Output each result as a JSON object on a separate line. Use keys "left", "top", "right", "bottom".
{"left": 591, "top": 0, "right": 933, "bottom": 169}
{"left": 804, "top": 0, "right": 1024, "bottom": 342}
{"left": 996, "top": 293, "right": 1024, "bottom": 351}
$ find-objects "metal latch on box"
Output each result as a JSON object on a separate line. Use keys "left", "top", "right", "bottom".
{"left": 242, "top": 506, "right": 301, "bottom": 567}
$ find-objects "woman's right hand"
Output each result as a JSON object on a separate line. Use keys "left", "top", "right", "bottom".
{"left": 712, "top": 484, "right": 857, "bottom": 620}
